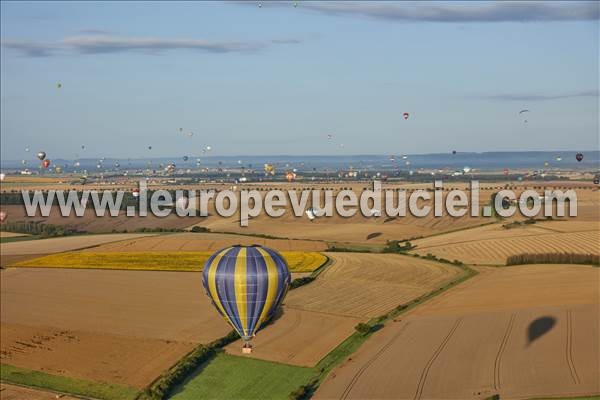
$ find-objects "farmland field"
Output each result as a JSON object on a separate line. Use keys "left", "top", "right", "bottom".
{"left": 314, "top": 264, "right": 600, "bottom": 400}
{"left": 0, "top": 233, "right": 154, "bottom": 256}
{"left": 80, "top": 231, "right": 328, "bottom": 252}
{"left": 0, "top": 382, "right": 81, "bottom": 400}
{"left": 223, "top": 307, "right": 362, "bottom": 367}
{"left": 285, "top": 252, "right": 464, "bottom": 318}
{"left": 0, "top": 268, "right": 230, "bottom": 389}
{"left": 411, "top": 223, "right": 600, "bottom": 265}
{"left": 9, "top": 250, "right": 327, "bottom": 272}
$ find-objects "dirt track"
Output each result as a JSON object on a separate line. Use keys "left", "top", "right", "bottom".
{"left": 315, "top": 265, "right": 600, "bottom": 400}
{"left": 285, "top": 252, "right": 463, "bottom": 318}
{"left": 0, "top": 268, "right": 230, "bottom": 388}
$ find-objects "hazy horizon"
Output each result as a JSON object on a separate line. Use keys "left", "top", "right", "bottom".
{"left": 1, "top": 1, "right": 598, "bottom": 160}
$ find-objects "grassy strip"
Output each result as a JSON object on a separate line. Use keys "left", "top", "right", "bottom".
{"left": 0, "top": 235, "right": 41, "bottom": 243}
{"left": 0, "top": 363, "right": 139, "bottom": 400}
{"left": 506, "top": 253, "right": 599, "bottom": 266}
{"left": 167, "top": 354, "right": 315, "bottom": 400}
{"left": 10, "top": 251, "right": 327, "bottom": 273}
{"left": 138, "top": 331, "right": 239, "bottom": 400}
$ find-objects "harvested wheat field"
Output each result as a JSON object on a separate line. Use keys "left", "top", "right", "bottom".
{"left": 0, "top": 268, "right": 230, "bottom": 388}
{"left": 285, "top": 253, "right": 464, "bottom": 318}
{"left": 315, "top": 264, "right": 600, "bottom": 400}
{"left": 224, "top": 307, "right": 362, "bottom": 367}
{"left": 81, "top": 231, "right": 328, "bottom": 252}
{"left": 411, "top": 222, "right": 600, "bottom": 265}
{"left": 0, "top": 233, "right": 153, "bottom": 256}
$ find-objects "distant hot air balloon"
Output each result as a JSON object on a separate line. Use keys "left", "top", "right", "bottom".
{"left": 42, "top": 159, "right": 51, "bottom": 169}
{"left": 327, "top": 134, "right": 333, "bottom": 140}
{"left": 503, "top": 168, "right": 509, "bottom": 176}
{"left": 555, "top": 156, "right": 562, "bottom": 162}
{"left": 148, "top": 145, "right": 152, "bottom": 150}
{"left": 576, "top": 153, "right": 583, "bottom": 162}
{"left": 0, "top": 210, "right": 7, "bottom": 222}
{"left": 54, "top": 166, "right": 63, "bottom": 173}
{"left": 25, "top": 147, "right": 30, "bottom": 152}
{"left": 0, "top": 173, "right": 5, "bottom": 181}
{"left": 57, "top": 83, "right": 62, "bottom": 89}
{"left": 452, "top": 150, "right": 457, "bottom": 155}
{"left": 37, "top": 151, "right": 46, "bottom": 161}
{"left": 202, "top": 245, "right": 290, "bottom": 350}
{"left": 403, "top": 112, "right": 409, "bottom": 120}
{"left": 286, "top": 171, "right": 296, "bottom": 182}
{"left": 183, "top": 155, "right": 189, "bottom": 162}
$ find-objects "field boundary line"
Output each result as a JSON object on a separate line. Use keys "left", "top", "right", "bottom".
{"left": 340, "top": 322, "right": 412, "bottom": 400}
{"left": 493, "top": 313, "right": 516, "bottom": 391}
{"left": 413, "top": 318, "right": 463, "bottom": 400}
{"left": 566, "top": 309, "right": 581, "bottom": 385}
{"left": 0, "top": 380, "right": 103, "bottom": 400}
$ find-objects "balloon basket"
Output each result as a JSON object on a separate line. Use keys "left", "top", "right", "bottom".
{"left": 242, "top": 343, "right": 253, "bottom": 354}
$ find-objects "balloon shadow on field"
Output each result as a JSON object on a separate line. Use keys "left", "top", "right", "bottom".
{"left": 527, "top": 316, "right": 556, "bottom": 346}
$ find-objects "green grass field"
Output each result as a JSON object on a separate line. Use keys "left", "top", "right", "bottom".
{"left": 0, "top": 363, "right": 139, "bottom": 400}
{"left": 168, "top": 354, "right": 314, "bottom": 400}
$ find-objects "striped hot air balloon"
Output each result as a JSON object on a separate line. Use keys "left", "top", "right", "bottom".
{"left": 202, "top": 245, "right": 291, "bottom": 349}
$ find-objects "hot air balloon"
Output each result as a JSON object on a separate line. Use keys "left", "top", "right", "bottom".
{"left": 555, "top": 156, "right": 562, "bottom": 162}
{"left": 132, "top": 188, "right": 140, "bottom": 198}
{"left": 0, "top": 173, "right": 5, "bottom": 181}
{"left": 37, "top": 151, "right": 46, "bottom": 161}
{"left": 57, "top": 83, "right": 62, "bottom": 89}
{"left": 187, "top": 132, "right": 194, "bottom": 138}
{"left": 183, "top": 155, "right": 189, "bottom": 162}
{"left": 114, "top": 162, "right": 120, "bottom": 168}
{"left": 503, "top": 168, "right": 509, "bottom": 176}
{"left": 403, "top": 112, "right": 409, "bottom": 120}
{"left": 327, "top": 134, "right": 333, "bottom": 140}
{"left": 452, "top": 150, "right": 457, "bottom": 155}
{"left": 148, "top": 145, "right": 152, "bottom": 150}
{"left": 42, "top": 159, "right": 51, "bottom": 169}
{"left": 206, "top": 145, "right": 212, "bottom": 151}
{"left": 25, "top": 147, "right": 30, "bottom": 152}
{"left": 285, "top": 171, "right": 296, "bottom": 182}
{"left": 576, "top": 153, "right": 583, "bottom": 162}
{"left": 202, "top": 245, "right": 291, "bottom": 351}
{"left": 0, "top": 210, "right": 7, "bottom": 222}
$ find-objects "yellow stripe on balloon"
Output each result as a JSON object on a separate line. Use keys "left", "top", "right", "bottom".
{"left": 234, "top": 248, "right": 248, "bottom": 337}
{"left": 256, "top": 247, "right": 278, "bottom": 329}
{"left": 207, "top": 248, "right": 234, "bottom": 328}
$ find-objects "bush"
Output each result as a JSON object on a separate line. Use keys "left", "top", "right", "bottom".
{"left": 354, "top": 323, "right": 372, "bottom": 336}
{"left": 289, "top": 276, "right": 315, "bottom": 289}
{"left": 382, "top": 240, "right": 413, "bottom": 253}
{"left": 289, "top": 379, "right": 318, "bottom": 400}
{"left": 506, "top": 253, "right": 599, "bottom": 266}
{"left": 191, "top": 225, "right": 209, "bottom": 233}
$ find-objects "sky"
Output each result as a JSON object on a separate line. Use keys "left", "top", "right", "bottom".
{"left": 1, "top": 1, "right": 598, "bottom": 160}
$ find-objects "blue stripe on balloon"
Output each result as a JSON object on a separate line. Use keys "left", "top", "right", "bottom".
{"left": 215, "top": 247, "right": 244, "bottom": 336}
{"left": 263, "top": 247, "right": 290, "bottom": 321}
{"left": 245, "top": 247, "right": 260, "bottom": 336}
{"left": 248, "top": 246, "right": 269, "bottom": 334}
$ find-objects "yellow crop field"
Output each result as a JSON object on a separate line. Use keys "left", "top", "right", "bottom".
{"left": 10, "top": 251, "right": 327, "bottom": 273}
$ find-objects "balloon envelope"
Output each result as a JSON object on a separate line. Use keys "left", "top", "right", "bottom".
{"left": 202, "top": 245, "right": 291, "bottom": 341}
